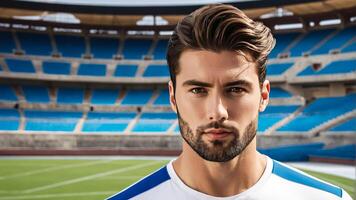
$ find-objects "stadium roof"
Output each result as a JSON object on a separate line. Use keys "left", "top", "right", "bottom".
{"left": 0, "top": 0, "right": 355, "bottom": 29}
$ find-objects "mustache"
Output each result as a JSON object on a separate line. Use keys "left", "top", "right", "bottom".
{"left": 196, "top": 121, "right": 239, "bottom": 134}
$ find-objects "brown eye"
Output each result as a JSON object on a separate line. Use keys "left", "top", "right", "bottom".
{"left": 190, "top": 88, "right": 207, "bottom": 94}
{"left": 227, "top": 87, "right": 245, "bottom": 94}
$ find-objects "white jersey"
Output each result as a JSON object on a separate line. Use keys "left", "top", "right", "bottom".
{"left": 107, "top": 156, "right": 352, "bottom": 200}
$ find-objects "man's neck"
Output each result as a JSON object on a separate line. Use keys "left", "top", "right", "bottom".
{"left": 172, "top": 139, "right": 267, "bottom": 197}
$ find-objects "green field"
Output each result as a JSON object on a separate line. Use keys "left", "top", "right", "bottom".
{"left": 0, "top": 159, "right": 354, "bottom": 200}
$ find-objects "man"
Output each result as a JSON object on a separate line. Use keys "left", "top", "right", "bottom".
{"left": 108, "top": 4, "right": 352, "bottom": 200}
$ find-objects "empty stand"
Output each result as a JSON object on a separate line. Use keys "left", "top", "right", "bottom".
{"left": 269, "top": 88, "right": 293, "bottom": 98}
{"left": 77, "top": 63, "right": 106, "bottom": 76}
{"left": 153, "top": 89, "right": 170, "bottom": 105}
{"left": 55, "top": 35, "right": 85, "bottom": 58}
{"left": 22, "top": 85, "right": 50, "bottom": 103}
{"left": 297, "top": 59, "right": 356, "bottom": 76}
{"left": 143, "top": 65, "right": 169, "bottom": 77}
{"left": 90, "top": 37, "right": 119, "bottom": 59}
{"left": 0, "top": 85, "right": 17, "bottom": 102}
{"left": 82, "top": 112, "right": 136, "bottom": 132}
{"left": 5, "top": 58, "right": 35, "bottom": 73}
{"left": 258, "top": 105, "right": 299, "bottom": 132}
{"left": 122, "top": 39, "right": 152, "bottom": 59}
{"left": 90, "top": 88, "right": 120, "bottom": 105}
{"left": 42, "top": 60, "right": 71, "bottom": 75}
{"left": 269, "top": 32, "right": 300, "bottom": 58}
{"left": 0, "top": 108, "right": 20, "bottom": 131}
{"left": 266, "top": 62, "right": 293, "bottom": 75}
{"left": 341, "top": 40, "right": 356, "bottom": 53}
{"left": 57, "top": 88, "right": 84, "bottom": 104}
{"left": 132, "top": 112, "right": 176, "bottom": 132}
{"left": 328, "top": 118, "right": 356, "bottom": 132}
{"left": 17, "top": 32, "right": 52, "bottom": 56}
{"left": 114, "top": 64, "right": 138, "bottom": 77}
{"left": 153, "top": 39, "right": 168, "bottom": 59}
{"left": 0, "top": 31, "right": 16, "bottom": 53}
{"left": 120, "top": 89, "right": 153, "bottom": 105}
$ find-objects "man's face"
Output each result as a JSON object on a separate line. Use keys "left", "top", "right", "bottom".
{"left": 169, "top": 50, "right": 270, "bottom": 162}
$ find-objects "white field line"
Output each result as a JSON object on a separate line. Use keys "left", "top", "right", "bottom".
{"left": 0, "top": 160, "right": 112, "bottom": 180}
{"left": 21, "top": 160, "right": 162, "bottom": 194}
{"left": 0, "top": 191, "right": 115, "bottom": 200}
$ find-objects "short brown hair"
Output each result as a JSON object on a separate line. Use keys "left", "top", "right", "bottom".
{"left": 166, "top": 4, "right": 275, "bottom": 90}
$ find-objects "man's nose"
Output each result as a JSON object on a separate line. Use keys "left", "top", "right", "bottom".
{"left": 207, "top": 96, "right": 228, "bottom": 122}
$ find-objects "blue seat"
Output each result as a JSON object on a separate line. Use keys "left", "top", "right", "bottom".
{"left": 0, "top": 31, "right": 16, "bottom": 53}
{"left": 278, "top": 94, "right": 356, "bottom": 132}
{"left": 114, "top": 64, "right": 138, "bottom": 77}
{"left": 5, "top": 58, "right": 35, "bottom": 73}
{"left": 132, "top": 112, "right": 176, "bottom": 132}
{"left": 24, "top": 110, "right": 82, "bottom": 132}
{"left": 258, "top": 105, "right": 299, "bottom": 132}
{"left": 0, "top": 108, "right": 20, "bottom": 130}
{"left": 122, "top": 39, "right": 152, "bottom": 59}
{"left": 267, "top": 63, "right": 294, "bottom": 75}
{"left": 42, "top": 61, "right": 71, "bottom": 75}
{"left": 153, "top": 39, "right": 168, "bottom": 59}
{"left": 269, "top": 33, "right": 300, "bottom": 58}
{"left": 57, "top": 88, "right": 84, "bottom": 104}
{"left": 22, "top": 85, "right": 50, "bottom": 103}
{"left": 341, "top": 41, "right": 356, "bottom": 53}
{"left": 77, "top": 63, "right": 106, "bottom": 76}
{"left": 17, "top": 32, "right": 52, "bottom": 56}
{"left": 91, "top": 89, "right": 120, "bottom": 105}
{"left": 153, "top": 90, "right": 170, "bottom": 105}
{"left": 289, "top": 29, "right": 334, "bottom": 57}
{"left": 297, "top": 59, "right": 356, "bottom": 76}
{"left": 82, "top": 112, "right": 136, "bottom": 132}
{"left": 329, "top": 118, "right": 356, "bottom": 132}
{"left": 55, "top": 35, "right": 85, "bottom": 58}
{"left": 0, "top": 85, "right": 17, "bottom": 102}
{"left": 90, "top": 37, "right": 119, "bottom": 59}
{"left": 143, "top": 65, "right": 170, "bottom": 77}
{"left": 269, "top": 88, "right": 292, "bottom": 98}
{"left": 121, "top": 89, "right": 153, "bottom": 105}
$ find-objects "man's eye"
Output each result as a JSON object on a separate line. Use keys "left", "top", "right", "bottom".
{"left": 190, "top": 88, "right": 207, "bottom": 94}
{"left": 227, "top": 87, "right": 245, "bottom": 94}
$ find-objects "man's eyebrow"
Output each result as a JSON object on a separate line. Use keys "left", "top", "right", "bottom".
{"left": 182, "top": 80, "right": 213, "bottom": 87}
{"left": 223, "top": 80, "right": 253, "bottom": 88}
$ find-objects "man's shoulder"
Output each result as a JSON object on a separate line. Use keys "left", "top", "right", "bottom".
{"left": 106, "top": 165, "right": 171, "bottom": 200}
{"left": 270, "top": 159, "right": 352, "bottom": 199}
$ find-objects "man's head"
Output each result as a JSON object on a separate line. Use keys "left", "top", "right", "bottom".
{"left": 167, "top": 4, "right": 274, "bottom": 162}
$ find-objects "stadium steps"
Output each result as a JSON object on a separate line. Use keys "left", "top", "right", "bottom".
{"left": 32, "top": 59, "right": 41, "bottom": 73}
{"left": 265, "top": 105, "right": 305, "bottom": 135}
{"left": 135, "top": 63, "right": 149, "bottom": 77}
{"left": 309, "top": 110, "right": 356, "bottom": 136}
{"left": 48, "top": 30, "right": 58, "bottom": 56}
{"left": 167, "top": 120, "right": 178, "bottom": 134}
{"left": 146, "top": 36, "right": 159, "bottom": 59}
{"left": 71, "top": 61, "right": 79, "bottom": 75}
{"left": 12, "top": 31, "right": 23, "bottom": 54}
{"left": 146, "top": 90, "right": 160, "bottom": 106}
{"left": 124, "top": 112, "right": 141, "bottom": 133}
{"left": 0, "top": 58, "right": 10, "bottom": 72}
{"left": 74, "top": 111, "right": 87, "bottom": 132}
{"left": 308, "top": 30, "right": 339, "bottom": 55}
{"left": 106, "top": 63, "right": 116, "bottom": 77}
{"left": 84, "top": 35, "right": 91, "bottom": 58}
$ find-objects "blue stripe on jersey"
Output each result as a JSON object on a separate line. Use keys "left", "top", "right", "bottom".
{"left": 272, "top": 160, "right": 342, "bottom": 197}
{"left": 107, "top": 165, "right": 170, "bottom": 200}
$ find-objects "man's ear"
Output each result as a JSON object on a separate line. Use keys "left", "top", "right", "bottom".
{"left": 168, "top": 81, "right": 177, "bottom": 113}
{"left": 259, "top": 80, "right": 270, "bottom": 112}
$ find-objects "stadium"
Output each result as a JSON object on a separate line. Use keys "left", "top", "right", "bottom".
{"left": 0, "top": 0, "right": 355, "bottom": 199}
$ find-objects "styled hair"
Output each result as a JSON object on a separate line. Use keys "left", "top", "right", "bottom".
{"left": 166, "top": 4, "right": 275, "bottom": 90}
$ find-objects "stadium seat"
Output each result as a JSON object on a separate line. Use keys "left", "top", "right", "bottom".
{"left": 90, "top": 88, "right": 120, "bottom": 105}
{"left": 143, "top": 65, "right": 169, "bottom": 77}
{"left": 55, "top": 35, "right": 85, "bottom": 58}
{"left": 90, "top": 37, "right": 119, "bottom": 59}
{"left": 311, "top": 26, "right": 356, "bottom": 55}
{"left": 153, "top": 39, "right": 168, "bottom": 59}
{"left": 114, "top": 64, "right": 138, "bottom": 77}
{"left": 308, "top": 144, "right": 356, "bottom": 161}
{"left": 328, "top": 118, "right": 356, "bottom": 132}
{"left": 17, "top": 32, "right": 52, "bottom": 56}
{"left": 341, "top": 41, "right": 356, "bottom": 53}
{"left": 289, "top": 28, "right": 334, "bottom": 57}
{"left": 132, "top": 112, "right": 176, "bottom": 132}
{"left": 120, "top": 89, "right": 153, "bottom": 105}
{"left": 269, "top": 32, "right": 300, "bottom": 58}
{"left": 277, "top": 94, "right": 356, "bottom": 132}
{"left": 266, "top": 62, "right": 294, "bottom": 75}
{"left": 258, "top": 105, "right": 299, "bottom": 132}
{"left": 269, "top": 88, "right": 293, "bottom": 98}
{"left": 0, "top": 31, "right": 16, "bottom": 53}
{"left": 297, "top": 59, "right": 356, "bottom": 76}
{"left": 24, "top": 110, "right": 82, "bottom": 132}
{"left": 0, "top": 108, "right": 20, "bottom": 131}
{"left": 153, "top": 89, "right": 170, "bottom": 105}
{"left": 77, "top": 63, "right": 107, "bottom": 76}
{"left": 0, "top": 85, "right": 18, "bottom": 102}
{"left": 42, "top": 61, "right": 71, "bottom": 75}
{"left": 57, "top": 88, "right": 84, "bottom": 104}
{"left": 122, "top": 39, "right": 152, "bottom": 59}
{"left": 5, "top": 58, "right": 36, "bottom": 73}
{"left": 22, "top": 85, "right": 50, "bottom": 103}
{"left": 82, "top": 112, "right": 136, "bottom": 132}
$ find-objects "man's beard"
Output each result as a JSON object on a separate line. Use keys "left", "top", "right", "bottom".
{"left": 177, "top": 111, "right": 257, "bottom": 163}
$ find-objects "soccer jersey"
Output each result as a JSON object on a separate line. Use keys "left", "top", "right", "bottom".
{"left": 107, "top": 156, "right": 352, "bottom": 200}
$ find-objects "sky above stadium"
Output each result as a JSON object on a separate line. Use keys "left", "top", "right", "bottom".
{"left": 21, "top": 0, "right": 256, "bottom": 7}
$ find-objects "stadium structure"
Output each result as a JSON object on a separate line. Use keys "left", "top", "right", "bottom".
{"left": 0, "top": 0, "right": 355, "bottom": 165}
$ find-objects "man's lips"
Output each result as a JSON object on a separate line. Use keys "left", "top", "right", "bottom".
{"left": 204, "top": 129, "right": 233, "bottom": 140}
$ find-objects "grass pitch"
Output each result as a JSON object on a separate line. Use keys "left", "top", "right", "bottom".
{"left": 0, "top": 158, "right": 354, "bottom": 200}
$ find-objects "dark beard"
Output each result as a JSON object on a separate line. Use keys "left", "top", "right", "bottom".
{"left": 177, "top": 111, "right": 257, "bottom": 162}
